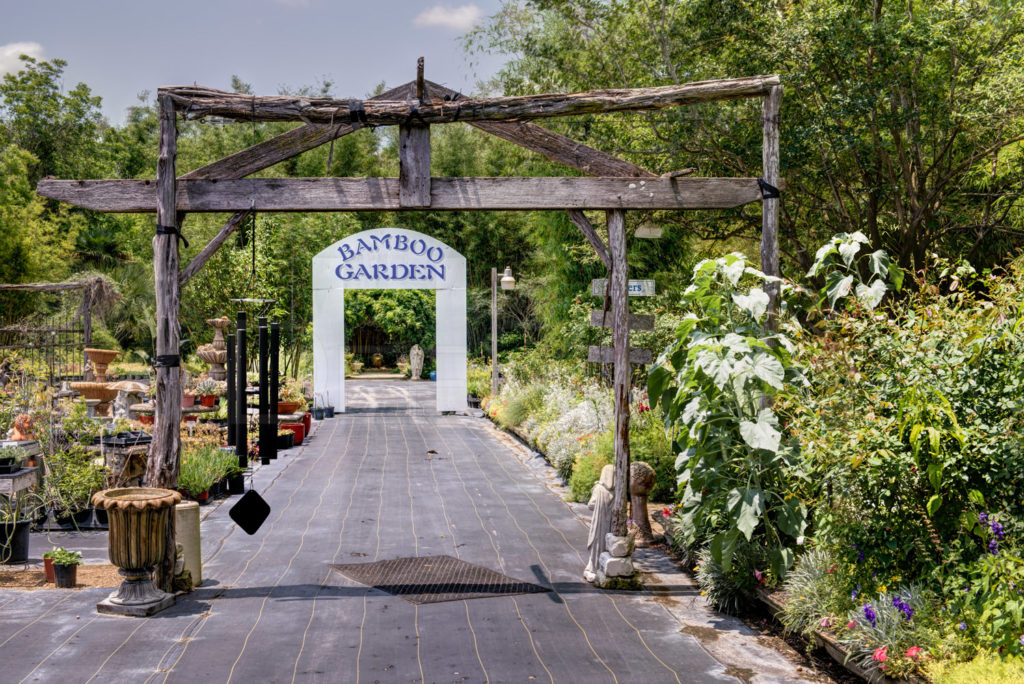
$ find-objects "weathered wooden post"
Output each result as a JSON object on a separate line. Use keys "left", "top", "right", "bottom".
{"left": 761, "top": 85, "right": 782, "bottom": 328}
{"left": 607, "top": 209, "right": 630, "bottom": 537}
{"left": 147, "top": 94, "right": 183, "bottom": 592}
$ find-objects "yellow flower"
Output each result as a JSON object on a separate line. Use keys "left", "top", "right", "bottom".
{"left": 890, "top": 575, "right": 901, "bottom": 583}
{"left": 877, "top": 585, "right": 887, "bottom": 594}
{"left": 700, "top": 590, "right": 707, "bottom": 596}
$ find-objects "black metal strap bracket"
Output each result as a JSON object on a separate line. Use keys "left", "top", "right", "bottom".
{"left": 757, "top": 178, "right": 781, "bottom": 200}
{"left": 156, "top": 224, "right": 189, "bottom": 249}
{"left": 153, "top": 354, "right": 180, "bottom": 368}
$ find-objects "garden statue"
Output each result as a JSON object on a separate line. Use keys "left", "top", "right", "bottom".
{"left": 409, "top": 344, "right": 424, "bottom": 380}
{"left": 10, "top": 414, "right": 34, "bottom": 441}
{"left": 629, "top": 461, "right": 657, "bottom": 547}
{"left": 112, "top": 390, "right": 132, "bottom": 420}
{"left": 371, "top": 352, "right": 384, "bottom": 368}
{"left": 584, "top": 464, "right": 615, "bottom": 583}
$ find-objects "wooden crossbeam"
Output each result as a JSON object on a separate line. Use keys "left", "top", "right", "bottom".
{"left": 179, "top": 81, "right": 418, "bottom": 181}
{"left": 160, "top": 75, "right": 780, "bottom": 125}
{"left": 37, "top": 177, "right": 771, "bottom": 212}
{"left": 423, "top": 81, "right": 655, "bottom": 179}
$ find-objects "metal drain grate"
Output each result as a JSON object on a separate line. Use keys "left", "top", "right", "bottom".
{"left": 330, "top": 555, "right": 550, "bottom": 604}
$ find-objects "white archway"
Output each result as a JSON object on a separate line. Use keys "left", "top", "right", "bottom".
{"left": 312, "top": 228, "right": 467, "bottom": 413}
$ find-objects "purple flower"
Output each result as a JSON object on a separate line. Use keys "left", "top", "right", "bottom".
{"left": 851, "top": 589, "right": 859, "bottom": 599}
{"left": 857, "top": 550, "right": 865, "bottom": 563}
{"left": 979, "top": 512, "right": 988, "bottom": 524}
{"left": 991, "top": 521, "right": 1005, "bottom": 541}
{"left": 989, "top": 539, "right": 1000, "bottom": 556}
{"left": 892, "top": 595, "right": 914, "bottom": 620}
{"left": 958, "top": 622, "right": 967, "bottom": 631}
{"left": 863, "top": 604, "right": 877, "bottom": 627}
{"left": 1019, "top": 634, "right": 1024, "bottom": 647}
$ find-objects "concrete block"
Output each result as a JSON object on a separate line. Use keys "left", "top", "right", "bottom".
{"left": 600, "top": 551, "right": 634, "bottom": 577}
{"left": 605, "top": 533, "right": 634, "bottom": 558}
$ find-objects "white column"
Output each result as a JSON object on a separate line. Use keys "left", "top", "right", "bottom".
{"left": 313, "top": 282, "right": 346, "bottom": 412}
{"left": 435, "top": 287, "right": 467, "bottom": 412}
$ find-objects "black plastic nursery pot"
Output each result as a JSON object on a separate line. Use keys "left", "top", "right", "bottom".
{"left": 312, "top": 407, "right": 325, "bottom": 420}
{"left": 276, "top": 432, "right": 294, "bottom": 450}
{"left": 324, "top": 406, "right": 335, "bottom": 418}
{"left": 56, "top": 508, "right": 93, "bottom": 529}
{"left": 53, "top": 563, "right": 77, "bottom": 588}
{"left": 228, "top": 474, "right": 245, "bottom": 495}
{"left": 0, "top": 520, "right": 30, "bottom": 564}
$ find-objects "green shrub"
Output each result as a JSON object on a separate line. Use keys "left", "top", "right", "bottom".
{"left": 46, "top": 447, "right": 105, "bottom": 513}
{"left": 780, "top": 548, "right": 850, "bottom": 637}
{"left": 466, "top": 360, "right": 491, "bottom": 398}
{"left": 568, "top": 432, "right": 612, "bottom": 502}
{"left": 927, "top": 653, "right": 1024, "bottom": 684}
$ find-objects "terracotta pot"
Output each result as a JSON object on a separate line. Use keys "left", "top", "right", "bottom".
{"left": 182, "top": 394, "right": 196, "bottom": 408}
{"left": 139, "top": 414, "right": 154, "bottom": 425}
{"left": 277, "top": 401, "right": 300, "bottom": 415}
{"left": 200, "top": 395, "right": 217, "bottom": 407}
{"left": 281, "top": 422, "right": 304, "bottom": 445}
{"left": 43, "top": 557, "right": 54, "bottom": 582}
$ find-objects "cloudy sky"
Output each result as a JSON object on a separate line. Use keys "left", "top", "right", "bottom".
{"left": 1, "top": 0, "right": 507, "bottom": 124}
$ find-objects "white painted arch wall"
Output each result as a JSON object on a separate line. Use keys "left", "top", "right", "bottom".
{"left": 312, "top": 228, "right": 467, "bottom": 413}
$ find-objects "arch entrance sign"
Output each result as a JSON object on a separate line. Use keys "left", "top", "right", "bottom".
{"left": 312, "top": 228, "right": 467, "bottom": 413}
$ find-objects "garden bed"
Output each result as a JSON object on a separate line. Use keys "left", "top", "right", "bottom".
{"left": 0, "top": 563, "right": 121, "bottom": 590}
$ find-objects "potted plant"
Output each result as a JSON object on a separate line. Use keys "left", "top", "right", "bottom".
{"left": 42, "top": 548, "right": 56, "bottom": 582}
{"left": 0, "top": 492, "right": 40, "bottom": 564}
{"left": 45, "top": 448, "right": 105, "bottom": 528}
{"left": 276, "top": 428, "right": 294, "bottom": 450}
{"left": 50, "top": 546, "right": 83, "bottom": 588}
{"left": 179, "top": 446, "right": 217, "bottom": 504}
{"left": 280, "top": 422, "right": 305, "bottom": 446}
{"left": 277, "top": 380, "right": 306, "bottom": 415}
{"left": 195, "top": 377, "right": 220, "bottom": 407}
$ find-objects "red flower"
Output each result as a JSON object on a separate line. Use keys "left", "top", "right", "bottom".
{"left": 872, "top": 646, "right": 887, "bottom": 663}
{"left": 905, "top": 646, "right": 923, "bottom": 661}
{"left": 661, "top": 508, "right": 671, "bottom": 517}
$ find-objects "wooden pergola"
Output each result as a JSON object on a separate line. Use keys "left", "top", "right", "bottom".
{"left": 38, "top": 71, "right": 782, "bottom": 586}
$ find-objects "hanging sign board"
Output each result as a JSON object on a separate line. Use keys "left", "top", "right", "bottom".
{"left": 588, "top": 310, "right": 655, "bottom": 331}
{"left": 590, "top": 279, "right": 656, "bottom": 297}
{"left": 634, "top": 223, "right": 663, "bottom": 239}
{"left": 587, "top": 346, "right": 654, "bottom": 365}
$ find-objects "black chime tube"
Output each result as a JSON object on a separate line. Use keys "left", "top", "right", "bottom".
{"left": 235, "top": 311, "right": 247, "bottom": 469}
{"left": 268, "top": 322, "right": 280, "bottom": 460}
{"left": 258, "top": 319, "right": 271, "bottom": 465}
{"left": 226, "top": 333, "right": 236, "bottom": 446}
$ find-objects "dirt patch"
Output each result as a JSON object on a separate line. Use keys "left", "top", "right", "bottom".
{"left": 680, "top": 624, "right": 721, "bottom": 643}
{"left": 0, "top": 564, "right": 122, "bottom": 590}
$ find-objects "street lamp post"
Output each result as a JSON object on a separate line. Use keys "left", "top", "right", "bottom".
{"left": 491, "top": 266, "right": 515, "bottom": 397}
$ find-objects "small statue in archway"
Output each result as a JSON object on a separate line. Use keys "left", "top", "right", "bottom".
{"left": 584, "top": 464, "right": 615, "bottom": 582}
{"left": 409, "top": 345, "right": 424, "bottom": 380}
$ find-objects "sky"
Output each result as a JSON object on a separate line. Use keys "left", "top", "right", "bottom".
{"left": 0, "top": 0, "right": 509, "bottom": 125}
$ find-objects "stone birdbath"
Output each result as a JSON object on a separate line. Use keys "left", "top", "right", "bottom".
{"left": 83, "top": 348, "right": 119, "bottom": 382}
{"left": 196, "top": 316, "right": 230, "bottom": 381}
{"left": 92, "top": 487, "right": 181, "bottom": 616}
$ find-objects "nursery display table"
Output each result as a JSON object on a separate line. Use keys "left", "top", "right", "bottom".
{"left": 129, "top": 403, "right": 218, "bottom": 419}
{"left": 0, "top": 466, "right": 39, "bottom": 496}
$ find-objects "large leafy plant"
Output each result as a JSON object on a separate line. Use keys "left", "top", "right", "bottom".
{"left": 649, "top": 254, "right": 809, "bottom": 580}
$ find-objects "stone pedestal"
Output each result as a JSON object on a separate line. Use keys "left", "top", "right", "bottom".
{"left": 92, "top": 487, "right": 182, "bottom": 617}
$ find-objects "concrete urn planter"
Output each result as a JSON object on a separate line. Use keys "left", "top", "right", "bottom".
{"left": 91, "top": 487, "right": 181, "bottom": 616}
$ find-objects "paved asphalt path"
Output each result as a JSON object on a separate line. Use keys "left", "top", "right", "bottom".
{"left": 0, "top": 380, "right": 744, "bottom": 684}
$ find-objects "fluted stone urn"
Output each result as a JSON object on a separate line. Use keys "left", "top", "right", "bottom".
{"left": 196, "top": 316, "right": 230, "bottom": 380}
{"left": 92, "top": 487, "right": 181, "bottom": 617}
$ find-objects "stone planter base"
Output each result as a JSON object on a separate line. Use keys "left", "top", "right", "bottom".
{"left": 96, "top": 568, "right": 176, "bottom": 617}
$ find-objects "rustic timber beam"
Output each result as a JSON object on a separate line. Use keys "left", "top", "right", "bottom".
{"left": 761, "top": 85, "right": 782, "bottom": 331}
{"left": 0, "top": 281, "right": 88, "bottom": 291}
{"left": 38, "top": 176, "right": 776, "bottom": 212}
{"left": 179, "top": 211, "right": 251, "bottom": 286}
{"left": 567, "top": 209, "right": 611, "bottom": 269}
{"left": 423, "top": 81, "right": 655, "bottom": 179}
{"left": 399, "top": 124, "right": 431, "bottom": 207}
{"left": 179, "top": 81, "right": 419, "bottom": 181}
{"left": 607, "top": 208, "right": 631, "bottom": 538}
{"left": 159, "top": 75, "right": 780, "bottom": 125}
